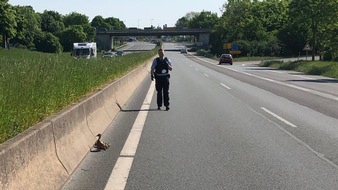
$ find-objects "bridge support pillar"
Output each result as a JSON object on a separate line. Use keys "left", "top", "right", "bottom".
{"left": 95, "top": 33, "right": 113, "bottom": 51}
{"left": 198, "top": 33, "right": 209, "bottom": 48}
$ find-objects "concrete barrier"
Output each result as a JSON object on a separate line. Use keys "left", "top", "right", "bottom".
{"left": 0, "top": 59, "right": 153, "bottom": 190}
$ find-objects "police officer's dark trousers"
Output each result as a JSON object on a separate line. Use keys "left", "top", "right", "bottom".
{"left": 155, "top": 75, "right": 170, "bottom": 108}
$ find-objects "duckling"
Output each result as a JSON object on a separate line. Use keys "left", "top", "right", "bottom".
{"left": 94, "top": 134, "right": 110, "bottom": 151}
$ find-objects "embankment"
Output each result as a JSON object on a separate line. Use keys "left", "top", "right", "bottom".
{"left": 0, "top": 59, "right": 153, "bottom": 190}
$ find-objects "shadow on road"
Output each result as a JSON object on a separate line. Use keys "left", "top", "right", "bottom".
{"left": 287, "top": 79, "right": 338, "bottom": 83}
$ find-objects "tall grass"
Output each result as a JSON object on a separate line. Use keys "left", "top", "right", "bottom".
{"left": 260, "top": 60, "right": 338, "bottom": 79}
{"left": 0, "top": 48, "right": 158, "bottom": 143}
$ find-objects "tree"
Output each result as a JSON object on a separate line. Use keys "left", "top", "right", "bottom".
{"left": 0, "top": 0, "right": 17, "bottom": 48}
{"left": 40, "top": 10, "right": 64, "bottom": 35}
{"left": 213, "top": 0, "right": 288, "bottom": 56}
{"left": 175, "top": 12, "right": 199, "bottom": 28}
{"left": 91, "top": 16, "right": 125, "bottom": 31}
{"left": 322, "top": 23, "right": 338, "bottom": 60}
{"left": 278, "top": 20, "right": 308, "bottom": 56}
{"left": 288, "top": 0, "right": 338, "bottom": 60}
{"left": 188, "top": 11, "right": 219, "bottom": 29}
{"left": 105, "top": 17, "right": 125, "bottom": 30}
{"left": 63, "top": 12, "right": 89, "bottom": 27}
{"left": 11, "top": 5, "right": 41, "bottom": 49}
{"left": 63, "top": 12, "right": 96, "bottom": 41}
{"left": 82, "top": 24, "right": 96, "bottom": 42}
{"left": 91, "top": 16, "right": 110, "bottom": 30}
{"left": 58, "top": 25, "right": 86, "bottom": 51}
{"left": 175, "top": 17, "right": 189, "bottom": 28}
{"left": 34, "top": 32, "right": 62, "bottom": 53}
{"left": 317, "top": 2, "right": 338, "bottom": 60}
{"left": 220, "top": 0, "right": 252, "bottom": 42}
{"left": 209, "top": 23, "right": 227, "bottom": 55}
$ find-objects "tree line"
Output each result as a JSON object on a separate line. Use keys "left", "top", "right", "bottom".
{"left": 0, "top": 0, "right": 126, "bottom": 53}
{"left": 1, "top": 0, "right": 338, "bottom": 61}
{"left": 176, "top": 0, "right": 338, "bottom": 61}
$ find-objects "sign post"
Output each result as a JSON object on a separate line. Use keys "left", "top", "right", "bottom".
{"left": 223, "top": 42, "right": 241, "bottom": 55}
{"left": 303, "top": 43, "right": 312, "bottom": 61}
{"left": 230, "top": 42, "right": 241, "bottom": 56}
{"left": 223, "top": 43, "right": 232, "bottom": 50}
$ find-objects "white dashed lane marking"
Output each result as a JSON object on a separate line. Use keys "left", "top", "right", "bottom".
{"left": 261, "top": 107, "right": 297, "bottom": 128}
{"left": 220, "top": 83, "right": 231, "bottom": 90}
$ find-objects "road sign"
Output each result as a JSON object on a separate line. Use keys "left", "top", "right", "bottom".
{"left": 223, "top": 43, "right": 231, "bottom": 49}
{"left": 231, "top": 43, "right": 239, "bottom": 51}
{"left": 230, "top": 50, "right": 241, "bottom": 54}
{"left": 303, "top": 43, "right": 312, "bottom": 51}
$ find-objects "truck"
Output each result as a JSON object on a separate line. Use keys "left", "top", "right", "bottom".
{"left": 72, "top": 42, "right": 97, "bottom": 59}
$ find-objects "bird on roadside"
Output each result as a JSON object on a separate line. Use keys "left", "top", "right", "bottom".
{"left": 94, "top": 134, "right": 110, "bottom": 151}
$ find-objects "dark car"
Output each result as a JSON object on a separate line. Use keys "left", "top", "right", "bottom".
{"left": 116, "top": 50, "right": 124, "bottom": 56}
{"left": 219, "top": 54, "right": 233, "bottom": 65}
{"left": 180, "top": 48, "right": 188, "bottom": 53}
{"left": 102, "top": 51, "right": 116, "bottom": 58}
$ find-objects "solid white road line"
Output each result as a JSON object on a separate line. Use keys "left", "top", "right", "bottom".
{"left": 243, "top": 72, "right": 311, "bottom": 91}
{"left": 104, "top": 83, "right": 155, "bottom": 190}
{"left": 191, "top": 54, "right": 338, "bottom": 102}
{"left": 261, "top": 107, "right": 298, "bottom": 128}
{"left": 104, "top": 157, "right": 133, "bottom": 190}
{"left": 270, "top": 70, "right": 314, "bottom": 80}
{"left": 253, "top": 107, "right": 338, "bottom": 170}
{"left": 242, "top": 71, "right": 338, "bottom": 101}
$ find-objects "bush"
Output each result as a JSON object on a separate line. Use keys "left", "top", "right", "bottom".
{"left": 34, "top": 32, "right": 63, "bottom": 53}
{"left": 197, "top": 49, "right": 214, "bottom": 58}
{"left": 260, "top": 60, "right": 338, "bottom": 79}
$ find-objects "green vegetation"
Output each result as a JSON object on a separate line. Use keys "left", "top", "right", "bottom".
{"left": 2, "top": 0, "right": 337, "bottom": 60}
{"left": 0, "top": 48, "right": 158, "bottom": 143}
{"left": 260, "top": 60, "right": 338, "bottom": 79}
{"left": 176, "top": 0, "right": 338, "bottom": 61}
{"left": 1, "top": 0, "right": 338, "bottom": 142}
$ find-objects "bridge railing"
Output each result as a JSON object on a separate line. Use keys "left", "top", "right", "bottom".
{"left": 96, "top": 28, "right": 210, "bottom": 34}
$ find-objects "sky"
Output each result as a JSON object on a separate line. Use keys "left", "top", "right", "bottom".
{"left": 8, "top": 0, "right": 226, "bottom": 29}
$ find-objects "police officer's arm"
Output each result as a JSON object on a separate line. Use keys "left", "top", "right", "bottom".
{"left": 166, "top": 58, "right": 173, "bottom": 71}
{"left": 150, "top": 59, "right": 157, "bottom": 80}
{"left": 168, "top": 64, "right": 172, "bottom": 71}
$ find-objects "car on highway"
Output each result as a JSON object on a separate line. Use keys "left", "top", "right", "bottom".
{"left": 116, "top": 50, "right": 124, "bottom": 56}
{"left": 180, "top": 48, "right": 188, "bottom": 53}
{"left": 219, "top": 54, "right": 233, "bottom": 65}
{"left": 102, "top": 51, "right": 116, "bottom": 58}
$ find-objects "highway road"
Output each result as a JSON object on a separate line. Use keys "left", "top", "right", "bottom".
{"left": 62, "top": 43, "right": 338, "bottom": 190}
{"left": 120, "top": 41, "right": 157, "bottom": 51}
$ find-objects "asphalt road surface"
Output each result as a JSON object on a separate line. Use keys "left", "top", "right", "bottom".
{"left": 62, "top": 43, "right": 338, "bottom": 190}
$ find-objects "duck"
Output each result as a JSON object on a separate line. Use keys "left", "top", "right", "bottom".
{"left": 94, "top": 134, "right": 110, "bottom": 151}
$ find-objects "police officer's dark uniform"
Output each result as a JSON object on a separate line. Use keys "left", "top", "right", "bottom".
{"left": 151, "top": 49, "right": 172, "bottom": 111}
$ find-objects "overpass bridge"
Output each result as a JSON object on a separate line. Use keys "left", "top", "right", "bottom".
{"left": 95, "top": 28, "right": 210, "bottom": 50}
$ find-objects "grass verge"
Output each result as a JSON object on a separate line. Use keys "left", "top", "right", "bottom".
{"left": 0, "top": 47, "right": 158, "bottom": 143}
{"left": 260, "top": 60, "right": 338, "bottom": 79}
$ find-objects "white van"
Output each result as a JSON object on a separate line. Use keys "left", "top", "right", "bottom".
{"left": 72, "top": 42, "right": 97, "bottom": 59}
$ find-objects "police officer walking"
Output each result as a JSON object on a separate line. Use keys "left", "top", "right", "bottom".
{"left": 151, "top": 48, "right": 172, "bottom": 111}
